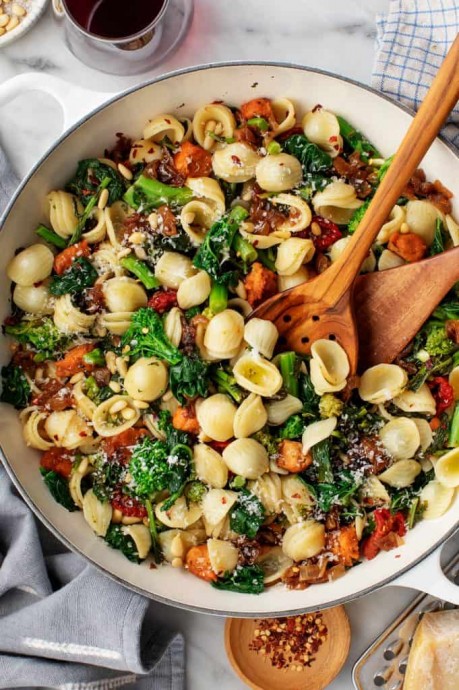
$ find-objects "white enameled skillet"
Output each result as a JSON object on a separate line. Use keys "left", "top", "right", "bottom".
{"left": 0, "top": 63, "right": 457, "bottom": 615}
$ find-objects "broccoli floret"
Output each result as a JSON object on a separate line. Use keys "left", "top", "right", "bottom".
{"left": 424, "top": 325, "right": 456, "bottom": 357}
{"left": 211, "top": 367, "right": 244, "bottom": 403}
{"left": 253, "top": 428, "right": 279, "bottom": 458}
{"left": 229, "top": 475, "right": 246, "bottom": 490}
{"left": 348, "top": 200, "right": 370, "bottom": 234}
{"left": 319, "top": 393, "right": 344, "bottom": 419}
{"left": 129, "top": 436, "right": 170, "bottom": 496}
{"left": 186, "top": 481, "right": 207, "bottom": 503}
{"left": 278, "top": 414, "right": 304, "bottom": 440}
{"left": 0, "top": 364, "right": 30, "bottom": 409}
{"left": 122, "top": 307, "right": 183, "bottom": 365}
{"left": 104, "top": 524, "right": 140, "bottom": 563}
{"left": 4, "top": 318, "right": 68, "bottom": 362}
{"left": 124, "top": 175, "right": 193, "bottom": 211}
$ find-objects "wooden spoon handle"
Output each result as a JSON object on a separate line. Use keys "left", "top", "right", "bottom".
{"left": 321, "top": 34, "right": 459, "bottom": 303}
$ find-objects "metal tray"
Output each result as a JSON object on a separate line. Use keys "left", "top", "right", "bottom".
{"left": 352, "top": 551, "right": 459, "bottom": 690}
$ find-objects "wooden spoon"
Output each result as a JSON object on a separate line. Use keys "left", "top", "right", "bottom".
{"left": 354, "top": 245, "right": 459, "bottom": 369}
{"left": 251, "top": 35, "right": 459, "bottom": 373}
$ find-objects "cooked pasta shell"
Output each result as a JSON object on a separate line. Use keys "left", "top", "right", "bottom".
{"left": 419, "top": 480, "right": 455, "bottom": 519}
{"left": 122, "top": 524, "right": 152, "bottom": 559}
{"left": 105, "top": 201, "right": 130, "bottom": 249}
{"left": 207, "top": 538, "right": 238, "bottom": 575}
{"left": 204, "top": 515, "right": 237, "bottom": 540}
{"left": 271, "top": 98, "right": 296, "bottom": 135}
{"left": 129, "top": 139, "right": 162, "bottom": 165}
{"left": 233, "top": 353, "right": 283, "bottom": 397}
{"left": 154, "top": 251, "right": 197, "bottom": 289}
{"left": 378, "top": 459, "right": 422, "bottom": 488}
{"left": 282, "top": 520, "right": 325, "bottom": 561}
{"left": 164, "top": 307, "right": 183, "bottom": 348}
{"left": 98, "top": 312, "right": 133, "bottom": 336}
{"left": 92, "top": 395, "right": 140, "bottom": 437}
{"left": 255, "top": 153, "right": 302, "bottom": 192}
{"left": 267, "top": 395, "right": 303, "bottom": 426}
{"left": 124, "top": 357, "right": 168, "bottom": 402}
{"left": 244, "top": 319, "right": 279, "bottom": 359}
{"left": 73, "top": 380, "right": 97, "bottom": 421}
{"left": 192, "top": 104, "right": 236, "bottom": 151}
{"left": 227, "top": 297, "right": 252, "bottom": 318}
{"left": 82, "top": 489, "right": 112, "bottom": 537}
{"left": 193, "top": 443, "right": 229, "bottom": 489}
{"left": 204, "top": 309, "right": 245, "bottom": 359}
{"left": 144, "top": 412, "right": 167, "bottom": 441}
{"left": 233, "top": 393, "right": 268, "bottom": 438}
{"left": 7, "top": 244, "right": 54, "bottom": 286}
{"left": 302, "top": 416, "right": 337, "bottom": 454}
{"left": 449, "top": 365, "right": 459, "bottom": 400}
{"left": 69, "top": 460, "right": 92, "bottom": 509}
{"left": 275, "top": 237, "right": 315, "bottom": 276}
{"left": 185, "top": 177, "right": 226, "bottom": 216}
{"left": 412, "top": 418, "right": 433, "bottom": 452}
{"left": 359, "top": 475, "right": 391, "bottom": 505}
{"left": 47, "top": 190, "right": 82, "bottom": 238}
{"left": 23, "top": 410, "right": 53, "bottom": 450}
{"left": 201, "top": 489, "right": 238, "bottom": 527}
{"left": 238, "top": 222, "right": 287, "bottom": 249}
{"left": 312, "top": 181, "right": 363, "bottom": 224}
{"left": 212, "top": 142, "right": 261, "bottom": 183}
{"left": 83, "top": 208, "right": 107, "bottom": 244}
{"left": 271, "top": 194, "right": 312, "bottom": 232}
{"left": 53, "top": 295, "right": 96, "bottom": 334}
{"left": 44, "top": 410, "right": 92, "bottom": 449}
{"left": 196, "top": 394, "right": 236, "bottom": 442}
{"left": 256, "top": 546, "right": 293, "bottom": 585}
{"left": 180, "top": 200, "right": 215, "bottom": 245}
{"left": 143, "top": 114, "right": 185, "bottom": 143}
{"left": 302, "top": 108, "right": 342, "bottom": 157}
{"left": 393, "top": 384, "right": 436, "bottom": 416}
{"left": 281, "top": 475, "right": 315, "bottom": 523}
{"left": 160, "top": 390, "right": 180, "bottom": 417}
{"left": 13, "top": 284, "right": 53, "bottom": 315}
{"left": 445, "top": 214, "right": 459, "bottom": 246}
{"left": 378, "top": 249, "right": 406, "bottom": 271}
{"left": 278, "top": 267, "right": 309, "bottom": 291}
{"left": 328, "top": 236, "right": 376, "bottom": 273}
{"left": 222, "top": 438, "right": 269, "bottom": 479}
{"left": 103, "top": 277, "right": 147, "bottom": 313}
{"left": 177, "top": 271, "right": 211, "bottom": 309}
{"left": 405, "top": 200, "right": 443, "bottom": 246}
{"left": 358, "top": 364, "right": 408, "bottom": 404}
{"left": 434, "top": 447, "right": 459, "bottom": 488}
{"left": 310, "top": 339, "right": 349, "bottom": 394}
{"left": 379, "top": 417, "right": 420, "bottom": 460}
{"left": 377, "top": 205, "right": 405, "bottom": 244}
{"left": 156, "top": 496, "right": 202, "bottom": 529}
{"left": 159, "top": 528, "right": 204, "bottom": 562}
{"left": 248, "top": 473, "right": 283, "bottom": 515}
{"left": 92, "top": 243, "right": 124, "bottom": 276}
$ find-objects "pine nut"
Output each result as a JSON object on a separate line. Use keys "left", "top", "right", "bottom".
{"left": 78, "top": 457, "right": 89, "bottom": 475}
{"left": 171, "top": 534, "right": 184, "bottom": 558}
{"left": 12, "top": 3, "right": 26, "bottom": 16}
{"left": 112, "top": 509, "right": 123, "bottom": 524}
{"left": 400, "top": 222, "right": 410, "bottom": 234}
{"left": 132, "top": 399, "right": 149, "bottom": 409}
{"left": 109, "top": 399, "right": 127, "bottom": 414}
{"left": 0, "top": 15, "right": 8, "bottom": 26}
{"left": 121, "top": 407, "right": 136, "bottom": 420}
{"left": 171, "top": 557, "right": 183, "bottom": 568}
{"left": 98, "top": 188, "right": 109, "bottom": 210}
{"left": 148, "top": 213, "right": 158, "bottom": 229}
{"left": 311, "top": 222, "right": 322, "bottom": 236}
{"left": 130, "top": 231, "right": 145, "bottom": 245}
{"left": 5, "top": 15, "right": 19, "bottom": 31}
{"left": 69, "top": 371, "right": 85, "bottom": 384}
{"left": 105, "top": 350, "right": 117, "bottom": 374}
{"left": 115, "top": 356, "right": 128, "bottom": 377}
{"left": 118, "top": 163, "right": 133, "bottom": 180}
{"left": 121, "top": 515, "right": 141, "bottom": 525}
{"left": 134, "top": 246, "right": 147, "bottom": 260}
{"left": 108, "top": 380, "right": 121, "bottom": 393}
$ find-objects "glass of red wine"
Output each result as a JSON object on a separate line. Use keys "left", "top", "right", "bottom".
{"left": 53, "top": 0, "right": 179, "bottom": 75}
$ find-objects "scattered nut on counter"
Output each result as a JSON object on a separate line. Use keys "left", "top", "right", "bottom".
{"left": 248, "top": 613, "right": 328, "bottom": 671}
{"left": 0, "top": 0, "right": 29, "bottom": 36}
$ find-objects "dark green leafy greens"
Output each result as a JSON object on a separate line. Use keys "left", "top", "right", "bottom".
{"left": 312, "top": 438, "right": 333, "bottom": 483}
{"left": 230, "top": 489, "right": 265, "bottom": 539}
{"left": 305, "top": 471, "right": 361, "bottom": 514}
{"left": 212, "top": 565, "right": 265, "bottom": 594}
{"left": 192, "top": 206, "right": 249, "bottom": 285}
{"left": 4, "top": 318, "right": 68, "bottom": 362}
{"left": 40, "top": 468, "right": 77, "bottom": 512}
{"left": 122, "top": 308, "right": 183, "bottom": 365}
{"left": 283, "top": 134, "right": 332, "bottom": 194}
{"left": 91, "top": 456, "right": 125, "bottom": 503}
{"left": 430, "top": 218, "right": 448, "bottom": 256}
{"left": 124, "top": 175, "right": 192, "bottom": 211}
{"left": 67, "top": 158, "right": 125, "bottom": 205}
{"left": 0, "top": 364, "right": 30, "bottom": 408}
{"left": 49, "top": 257, "right": 98, "bottom": 296}
{"left": 104, "top": 524, "right": 140, "bottom": 563}
{"left": 348, "top": 200, "right": 370, "bottom": 234}
{"left": 169, "top": 355, "right": 210, "bottom": 404}
{"left": 298, "top": 371, "right": 320, "bottom": 420}
{"left": 337, "top": 115, "right": 381, "bottom": 160}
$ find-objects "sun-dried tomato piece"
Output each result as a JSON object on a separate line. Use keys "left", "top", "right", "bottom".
{"left": 310, "top": 216, "right": 342, "bottom": 252}
{"left": 147, "top": 288, "right": 178, "bottom": 313}
{"left": 428, "top": 376, "right": 455, "bottom": 415}
{"left": 111, "top": 490, "right": 147, "bottom": 518}
{"left": 40, "top": 447, "right": 75, "bottom": 478}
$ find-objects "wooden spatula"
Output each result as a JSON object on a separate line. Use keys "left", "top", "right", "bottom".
{"left": 354, "top": 246, "right": 459, "bottom": 369}
{"left": 251, "top": 35, "right": 459, "bottom": 374}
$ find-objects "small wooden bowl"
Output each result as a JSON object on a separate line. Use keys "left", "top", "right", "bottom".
{"left": 225, "top": 606, "right": 351, "bottom": 690}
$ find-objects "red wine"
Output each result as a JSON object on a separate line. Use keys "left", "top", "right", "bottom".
{"left": 64, "top": 0, "right": 166, "bottom": 39}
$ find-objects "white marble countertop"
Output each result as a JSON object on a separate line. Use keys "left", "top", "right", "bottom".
{"left": 1, "top": 1, "right": 444, "bottom": 688}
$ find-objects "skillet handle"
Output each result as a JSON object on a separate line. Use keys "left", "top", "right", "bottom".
{"left": 0, "top": 73, "right": 113, "bottom": 131}
{"left": 391, "top": 538, "right": 459, "bottom": 605}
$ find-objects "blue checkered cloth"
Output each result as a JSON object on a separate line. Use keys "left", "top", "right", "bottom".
{"left": 373, "top": 0, "right": 459, "bottom": 148}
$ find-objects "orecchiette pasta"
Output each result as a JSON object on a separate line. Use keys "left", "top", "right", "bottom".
{"left": 271, "top": 98, "right": 296, "bottom": 134}
{"left": 405, "top": 199, "right": 443, "bottom": 245}
{"left": 207, "top": 538, "right": 238, "bottom": 575}
{"left": 13, "top": 284, "right": 52, "bottom": 315}
{"left": 193, "top": 444, "right": 229, "bottom": 488}
{"left": 129, "top": 139, "right": 162, "bottom": 165}
{"left": 378, "top": 249, "right": 405, "bottom": 271}
{"left": 164, "top": 307, "right": 183, "bottom": 347}
{"left": 282, "top": 520, "right": 325, "bottom": 561}
{"left": 98, "top": 312, "right": 132, "bottom": 335}
{"left": 312, "top": 181, "right": 363, "bottom": 224}
{"left": 156, "top": 496, "right": 202, "bottom": 529}
{"left": 377, "top": 205, "right": 405, "bottom": 244}
{"left": 281, "top": 475, "right": 315, "bottom": 524}
{"left": 53, "top": 294, "right": 96, "bottom": 334}
{"left": 233, "top": 353, "right": 283, "bottom": 397}
{"left": 47, "top": 190, "right": 82, "bottom": 238}
{"left": 328, "top": 236, "right": 376, "bottom": 273}
{"left": 122, "top": 524, "right": 152, "bottom": 559}
{"left": 248, "top": 473, "right": 283, "bottom": 515}
{"left": 358, "top": 364, "right": 408, "bottom": 404}
{"left": 302, "top": 417, "right": 337, "bottom": 454}
{"left": 393, "top": 384, "right": 436, "bottom": 416}
{"left": 105, "top": 201, "right": 131, "bottom": 249}
{"left": 255, "top": 153, "right": 302, "bottom": 192}
{"left": 177, "top": 271, "right": 211, "bottom": 309}
{"left": 124, "top": 357, "right": 168, "bottom": 401}
{"left": 192, "top": 104, "right": 236, "bottom": 151}
{"left": 275, "top": 237, "right": 315, "bottom": 276}
{"left": 185, "top": 177, "right": 226, "bottom": 216}
{"left": 155, "top": 252, "right": 197, "bottom": 289}
{"left": 82, "top": 489, "right": 112, "bottom": 537}
{"left": 143, "top": 114, "right": 185, "bottom": 143}
{"left": 212, "top": 142, "right": 261, "bottom": 183}
{"left": 310, "top": 339, "right": 349, "bottom": 394}
{"left": 378, "top": 459, "right": 422, "bottom": 488}
{"left": 419, "top": 480, "right": 455, "bottom": 519}
{"left": 379, "top": 418, "right": 421, "bottom": 460}
{"left": 82, "top": 208, "right": 107, "bottom": 244}
{"left": 204, "top": 309, "right": 245, "bottom": 359}
{"left": 103, "top": 277, "right": 148, "bottom": 313}
{"left": 302, "top": 108, "right": 342, "bottom": 157}
{"left": 244, "top": 318, "right": 279, "bottom": 359}
{"left": 92, "top": 395, "right": 141, "bottom": 437}
{"left": 196, "top": 394, "right": 236, "bottom": 442}
{"left": 222, "top": 438, "right": 269, "bottom": 479}
{"left": 44, "top": 410, "right": 93, "bottom": 449}
{"left": 201, "top": 489, "right": 238, "bottom": 529}
{"left": 7, "top": 244, "right": 54, "bottom": 286}
{"left": 233, "top": 393, "right": 268, "bottom": 438}
{"left": 180, "top": 200, "right": 215, "bottom": 245}
{"left": 278, "top": 267, "right": 309, "bottom": 291}
{"left": 434, "top": 447, "right": 459, "bottom": 488}
{"left": 267, "top": 395, "right": 303, "bottom": 426}
{"left": 22, "top": 409, "right": 54, "bottom": 450}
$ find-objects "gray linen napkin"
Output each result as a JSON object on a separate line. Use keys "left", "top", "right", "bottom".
{"left": 0, "top": 146, "right": 185, "bottom": 689}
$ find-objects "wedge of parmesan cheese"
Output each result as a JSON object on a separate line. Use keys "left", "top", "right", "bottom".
{"left": 404, "top": 609, "right": 459, "bottom": 690}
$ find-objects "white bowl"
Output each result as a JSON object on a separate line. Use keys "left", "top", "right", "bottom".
{"left": 0, "top": 0, "right": 48, "bottom": 48}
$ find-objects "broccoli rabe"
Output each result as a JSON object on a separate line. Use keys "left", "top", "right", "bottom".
{"left": 212, "top": 565, "right": 265, "bottom": 594}
{"left": 424, "top": 324, "right": 456, "bottom": 357}
{"left": 67, "top": 158, "right": 125, "bottom": 205}
{"left": 283, "top": 134, "right": 332, "bottom": 192}
{"left": 278, "top": 414, "right": 304, "bottom": 440}
{"left": 348, "top": 200, "right": 370, "bottom": 234}
{"left": 337, "top": 115, "right": 381, "bottom": 160}
{"left": 186, "top": 481, "right": 207, "bottom": 503}
{"left": 124, "top": 175, "right": 193, "bottom": 211}
{"left": 129, "top": 436, "right": 170, "bottom": 496}
{"left": 211, "top": 367, "right": 244, "bottom": 403}
{"left": 91, "top": 455, "right": 125, "bottom": 503}
{"left": 49, "top": 257, "right": 98, "bottom": 296}
{"left": 230, "top": 489, "right": 265, "bottom": 539}
{"left": 278, "top": 352, "right": 299, "bottom": 397}
{"left": 0, "top": 364, "right": 30, "bottom": 409}
{"left": 4, "top": 318, "right": 68, "bottom": 362}
{"left": 252, "top": 428, "right": 279, "bottom": 458}
{"left": 169, "top": 355, "right": 210, "bottom": 404}
{"left": 319, "top": 393, "right": 344, "bottom": 419}
{"left": 104, "top": 524, "right": 140, "bottom": 563}
{"left": 40, "top": 468, "right": 77, "bottom": 512}
{"left": 298, "top": 372, "right": 320, "bottom": 420}
{"left": 122, "top": 307, "right": 183, "bottom": 365}
{"left": 430, "top": 218, "right": 448, "bottom": 256}
{"left": 120, "top": 255, "right": 160, "bottom": 289}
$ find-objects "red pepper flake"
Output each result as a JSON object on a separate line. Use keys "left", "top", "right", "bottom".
{"left": 427, "top": 376, "right": 455, "bottom": 415}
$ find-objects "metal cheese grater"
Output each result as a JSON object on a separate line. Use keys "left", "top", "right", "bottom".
{"left": 352, "top": 552, "right": 459, "bottom": 690}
